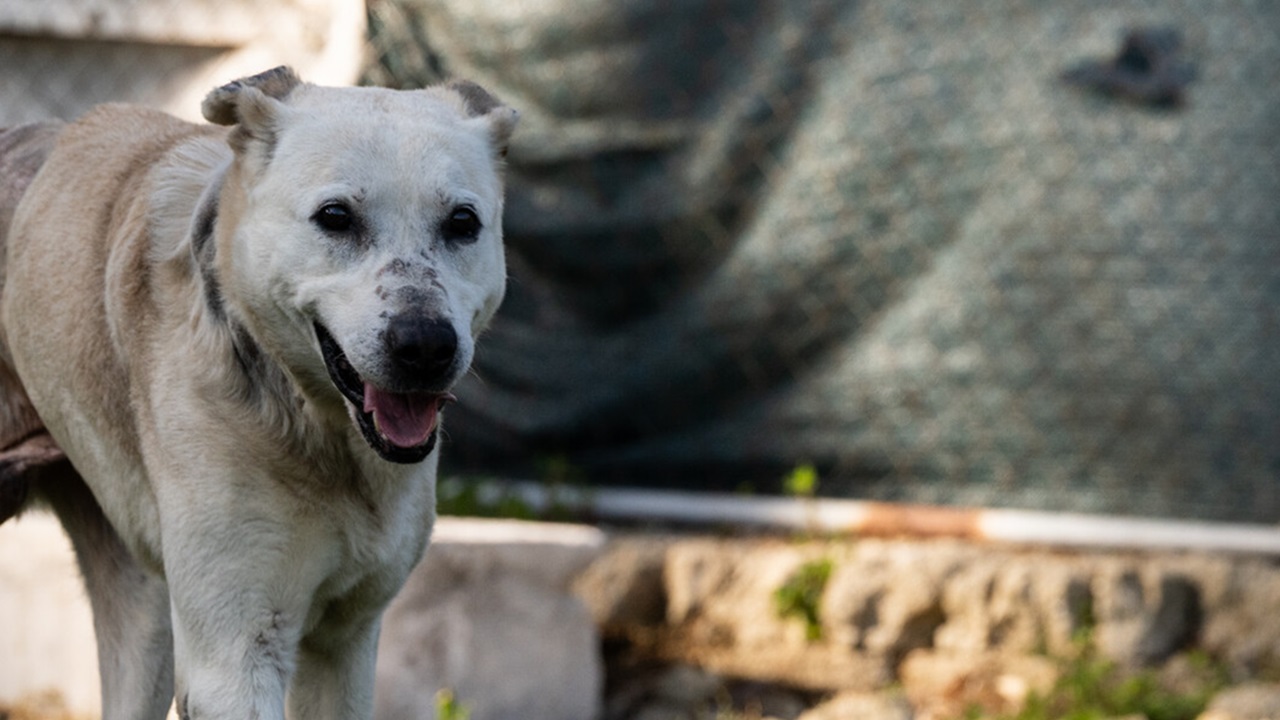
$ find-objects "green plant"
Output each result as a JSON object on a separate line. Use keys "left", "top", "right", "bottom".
{"left": 962, "top": 635, "right": 1228, "bottom": 720}
{"left": 782, "top": 463, "right": 830, "bottom": 538}
{"left": 782, "top": 463, "right": 819, "bottom": 498}
{"left": 436, "top": 476, "right": 536, "bottom": 519}
{"left": 435, "top": 476, "right": 587, "bottom": 521}
{"left": 434, "top": 689, "right": 471, "bottom": 720}
{"left": 773, "top": 557, "right": 834, "bottom": 641}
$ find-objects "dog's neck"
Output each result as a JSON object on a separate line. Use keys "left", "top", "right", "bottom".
{"left": 190, "top": 170, "right": 228, "bottom": 323}
{"left": 150, "top": 143, "right": 333, "bottom": 466}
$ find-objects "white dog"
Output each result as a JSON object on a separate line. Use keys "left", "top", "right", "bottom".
{"left": 0, "top": 67, "right": 516, "bottom": 719}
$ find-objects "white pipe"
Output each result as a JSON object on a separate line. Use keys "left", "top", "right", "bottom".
{"left": 453, "top": 480, "right": 1280, "bottom": 555}
{"left": 977, "top": 509, "right": 1280, "bottom": 555}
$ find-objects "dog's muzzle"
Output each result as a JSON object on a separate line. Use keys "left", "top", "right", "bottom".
{"left": 314, "top": 322, "right": 457, "bottom": 463}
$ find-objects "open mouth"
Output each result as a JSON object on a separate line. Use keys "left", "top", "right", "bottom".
{"left": 315, "top": 323, "right": 453, "bottom": 464}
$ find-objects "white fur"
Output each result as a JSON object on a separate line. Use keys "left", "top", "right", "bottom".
{"left": 0, "top": 73, "right": 514, "bottom": 719}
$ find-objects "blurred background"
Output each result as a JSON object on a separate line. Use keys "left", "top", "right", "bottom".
{"left": 3, "top": 0, "right": 1277, "bottom": 522}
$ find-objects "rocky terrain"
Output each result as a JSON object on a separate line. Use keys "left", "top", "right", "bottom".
{"left": 577, "top": 532, "right": 1280, "bottom": 720}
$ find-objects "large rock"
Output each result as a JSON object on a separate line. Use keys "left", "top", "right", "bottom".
{"left": 933, "top": 554, "right": 1092, "bottom": 657}
{"left": 663, "top": 539, "right": 824, "bottom": 648}
{"left": 1091, "top": 561, "right": 1206, "bottom": 666}
{"left": 1199, "top": 559, "right": 1280, "bottom": 675}
{"left": 1198, "top": 683, "right": 1280, "bottom": 720}
{"left": 374, "top": 518, "right": 606, "bottom": 720}
{"left": 574, "top": 534, "right": 672, "bottom": 632}
{"left": 823, "top": 540, "right": 968, "bottom": 663}
{"left": 656, "top": 538, "right": 892, "bottom": 691}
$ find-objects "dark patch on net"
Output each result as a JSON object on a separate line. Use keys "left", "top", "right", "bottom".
{"left": 1061, "top": 26, "right": 1196, "bottom": 108}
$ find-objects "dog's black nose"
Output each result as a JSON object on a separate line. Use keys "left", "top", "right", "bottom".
{"left": 384, "top": 317, "right": 458, "bottom": 381}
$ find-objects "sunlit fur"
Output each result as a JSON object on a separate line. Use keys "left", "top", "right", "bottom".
{"left": 0, "top": 68, "right": 515, "bottom": 719}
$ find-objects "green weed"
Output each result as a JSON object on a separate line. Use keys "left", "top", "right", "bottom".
{"left": 782, "top": 463, "right": 819, "bottom": 498}
{"left": 435, "top": 475, "right": 581, "bottom": 522}
{"left": 774, "top": 557, "right": 834, "bottom": 641}
{"left": 963, "top": 636, "right": 1228, "bottom": 720}
{"left": 434, "top": 689, "right": 471, "bottom": 720}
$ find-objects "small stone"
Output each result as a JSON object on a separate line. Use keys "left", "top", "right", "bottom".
{"left": 1198, "top": 682, "right": 1280, "bottom": 720}
{"left": 797, "top": 691, "right": 913, "bottom": 720}
{"left": 899, "top": 650, "right": 1058, "bottom": 719}
{"left": 651, "top": 664, "right": 722, "bottom": 706}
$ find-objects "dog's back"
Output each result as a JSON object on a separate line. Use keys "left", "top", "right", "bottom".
{"left": 0, "top": 123, "right": 63, "bottom": 255}
{"left": 0, "top": 122, "right": 67, "bottom": 522}
{"left": 0, "top": 122, "right": 64, "bottom": 368}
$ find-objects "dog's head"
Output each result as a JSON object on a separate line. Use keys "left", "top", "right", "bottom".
{"left": 203, "top": 67, "right": 517, "bottom": 463}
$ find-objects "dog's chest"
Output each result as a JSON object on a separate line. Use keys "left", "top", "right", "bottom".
{"left": 301, "top": 467, "right": 436, "bottom": 624}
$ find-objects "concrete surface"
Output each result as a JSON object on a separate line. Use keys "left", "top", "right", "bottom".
{"left": 0, "top": 513, "right": 98, "bottom": 715}
{"left": 376, "top": 518, "right": 607, "bottom": 720}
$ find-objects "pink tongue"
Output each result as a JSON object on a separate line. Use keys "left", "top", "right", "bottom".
{"left": 362, "top": 384, "right": 442, "bottom": 449}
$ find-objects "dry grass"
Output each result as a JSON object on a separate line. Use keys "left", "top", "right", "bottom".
{"left": 0, "top": 690, "right": 89, "bottom": 720}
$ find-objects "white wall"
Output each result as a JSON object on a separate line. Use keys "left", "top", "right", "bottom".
{"left": 0, "top": 0, "right": 367, "bottom": 126}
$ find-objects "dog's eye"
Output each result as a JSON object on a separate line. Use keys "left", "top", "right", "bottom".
{"left": 313, "top": 203, "right": 355, "bottom": 233}
{"left": 441, "top": 206, "right": 481, "bottom": 243}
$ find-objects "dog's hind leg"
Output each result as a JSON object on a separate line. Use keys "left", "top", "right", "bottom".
{"left": 39, "top": 467, "right": 175, "bottom": 720}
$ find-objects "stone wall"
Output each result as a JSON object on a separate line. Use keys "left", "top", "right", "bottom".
{"left": 577, "top": 533, "right": 1280, "bottom": 719}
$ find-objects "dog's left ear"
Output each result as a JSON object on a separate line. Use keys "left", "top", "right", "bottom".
{"left": 202, "top": 66, "right": 302, "bottom": 152}
{"left": 446, "top": 80, "right": 519, "bottom": 158}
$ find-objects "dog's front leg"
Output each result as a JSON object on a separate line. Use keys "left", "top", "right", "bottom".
{"left": 164, "top": 527, "right": 308, "bottom": 720}
{"left": 287, "top": 615, "right": 382, "bottom": 720}
{"left": 169, "top": 592, "right": 297, "bottom": 720}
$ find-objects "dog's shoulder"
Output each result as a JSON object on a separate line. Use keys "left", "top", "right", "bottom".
{"left": 19, "top": 104, "right": 228, "bottom": 264}
{"left": 66, "top": 103, "right": 202, "bottom": 142}
{"left": 61, "top": 104, "right": 218, "bottom": 169}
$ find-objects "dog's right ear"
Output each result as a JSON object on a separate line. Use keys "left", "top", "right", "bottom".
{"left": 202, "top": 66, "right": 302, "bottom": 152}
{"left": 445, "top": 80, "right": 519, "bottom": 158}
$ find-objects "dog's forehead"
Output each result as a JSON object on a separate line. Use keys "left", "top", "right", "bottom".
{"left": 294, "top": 84, "right": 467, "bottom": 123}
{"left": 271, "top": 86, "right": 496, "bottom": 189}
